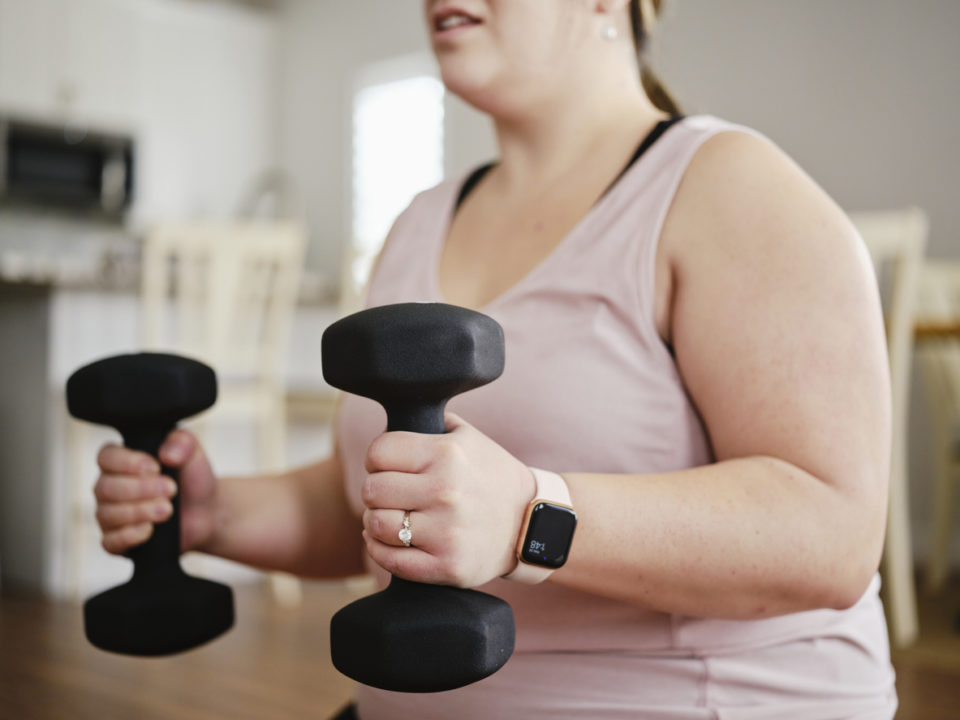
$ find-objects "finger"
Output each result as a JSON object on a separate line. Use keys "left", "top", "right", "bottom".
{"left": 362, "top": 530, "right": 447, "bottom": 585}
{"left": 101, "top": 523, "right": 154, "bottom": 555}
{"left": 365, "top": 431, "right": 452, "bottom": 474}
{"left": 94, "top": 474, "right": 178, "bottom": 504}
{"left": 96, "top": 499, "right": 173, "bottom": 531}
{"left": 360, "top": 471, "right": 439, "bottom": 511}
{"left": 97, "top": 443, "right": 160, "bottom": 476}
{"left": 362, "top": 508, "right": 436, "bottom": 549}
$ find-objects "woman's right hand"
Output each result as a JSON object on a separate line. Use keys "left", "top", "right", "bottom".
{"left": 93, "top": 429, "right": 218, "bottom": 555}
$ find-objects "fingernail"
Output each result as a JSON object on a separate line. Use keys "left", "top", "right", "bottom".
{"left": 153, "top": 501, "right": 172, "bottom": 520}
{"left": 163, "top": 479, "right": 178, "bottom": 497}
{"left": 162, "top": 442, "right": 186, "bottom": 464}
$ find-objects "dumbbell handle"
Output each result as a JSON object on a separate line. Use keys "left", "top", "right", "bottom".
{"left": 121, "top": 424, "right": 184, "bottom": 579}
{"left": 384, "top": 399, "right": 447, "bottom": 435}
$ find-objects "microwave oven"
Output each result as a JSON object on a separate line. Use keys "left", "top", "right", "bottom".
{"left": 0, "top": 118, "right": 134, "bottom": 216}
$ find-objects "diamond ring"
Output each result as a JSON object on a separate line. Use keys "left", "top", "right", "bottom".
{"left": 398, "top": 511, "right": 413, "bottom": 547}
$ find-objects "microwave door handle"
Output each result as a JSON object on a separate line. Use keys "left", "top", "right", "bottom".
{"left": 0, "top": 121, "right": 8, "bottom": 198}
{"left": 101, "top": 150, "right": 126, "bottom": 212}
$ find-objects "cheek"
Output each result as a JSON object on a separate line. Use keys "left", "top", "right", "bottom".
{"left": 497, "top": 6, "right": 590, "bottom": 76}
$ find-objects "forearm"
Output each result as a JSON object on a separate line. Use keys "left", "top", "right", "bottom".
{"left": 554, "top": 456, "right": 885, "bottom": 619}
{"left": 202, "top": 455, "right": 365, "bottom": 579}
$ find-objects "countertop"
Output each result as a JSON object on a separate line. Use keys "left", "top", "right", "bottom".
{"left": 0, "top": 210, "right": 137, "bottom": 289}
{"left": 0, "top": 209, "right": 337, "bottom": 304}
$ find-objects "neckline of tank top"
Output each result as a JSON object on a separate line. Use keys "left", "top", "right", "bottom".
{"left": 429, "top": 115, "right": 688, "bottom": 315}
{"left": 453, "top": 114, "right": 687, "bottom": 212}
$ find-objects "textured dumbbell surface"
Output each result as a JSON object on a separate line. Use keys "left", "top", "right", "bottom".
{"left": 84, "top": 573, "right": 234, "bottom": 656}
{"left": 67, "top": 352, "right": 234, "bottom": 656}
{"left": 67, "top": 352, "right": 217, "bottom": 428}
{"left": 322, "top": 303, "right": 515, "bottom": 692}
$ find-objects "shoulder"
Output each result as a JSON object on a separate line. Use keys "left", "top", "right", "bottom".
{"left": 662, "top": 123, "right": 860, "bottom": 266}
{"left": 657, "top": 122, "right": 869, "bottom": 324}
{"left": 655, "top": 122, "right": 865, "bottom": 347}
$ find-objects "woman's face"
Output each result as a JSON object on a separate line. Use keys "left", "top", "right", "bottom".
{"left": 422, "top": 0, "right": 599, "bottom": 114}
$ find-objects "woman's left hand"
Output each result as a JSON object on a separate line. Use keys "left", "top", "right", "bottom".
{"left": 360, "top": 412, "right": 536, "bottom": 588}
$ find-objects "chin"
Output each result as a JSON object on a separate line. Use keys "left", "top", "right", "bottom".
{"left": 438, "top": 63, "right": 516, "bottom": 117}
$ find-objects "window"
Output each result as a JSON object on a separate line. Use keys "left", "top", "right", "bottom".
{"left": 350, "top": 60, "right": 445, "bottom": 299}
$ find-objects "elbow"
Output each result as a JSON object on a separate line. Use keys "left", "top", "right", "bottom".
{"left": 824, "top": 569, "right": 875, "bottom": 611}
{"left": 821, "top": 478, "right": 888, "bottom": 611}
{"left": 822, "top": 527, "right": 885, "bottom": 611}
{"left": 784, "top": 566, "right": 873, "bottom": 614}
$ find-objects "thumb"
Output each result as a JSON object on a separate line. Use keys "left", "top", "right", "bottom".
{"left": 443, "top": 411, "right": 470, "bottom": 434}
{"left": 158, "top": 428, "right": 201, "bottom": 468}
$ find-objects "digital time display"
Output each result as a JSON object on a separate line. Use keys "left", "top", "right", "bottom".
{"left": 521, "top": 502, "right": 577, "bottom": 568}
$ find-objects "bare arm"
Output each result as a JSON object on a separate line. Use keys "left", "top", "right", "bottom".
{"left": 551, "top": 131, "right": 890, "bottom": 617}
{"left": 203, "top": 447, "right": 365, "bottom": 579}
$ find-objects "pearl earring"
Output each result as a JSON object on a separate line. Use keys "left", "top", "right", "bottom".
{"left": 603, "top": 24, "right": 618, "bottom": 41}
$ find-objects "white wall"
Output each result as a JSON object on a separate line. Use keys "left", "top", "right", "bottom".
{"left": 132, "top": 0, "right": 280, "bottom": 227}
{"left": 650, "top": 0, "right": 960, "bottom": 259}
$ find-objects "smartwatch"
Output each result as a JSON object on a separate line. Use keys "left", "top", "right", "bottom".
{"left": 503, "top": 468, "right": 577, "bottom": 584}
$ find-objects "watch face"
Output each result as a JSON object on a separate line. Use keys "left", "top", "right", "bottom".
{"left": 521, "top": 502, "right": 577, "bottom": 568}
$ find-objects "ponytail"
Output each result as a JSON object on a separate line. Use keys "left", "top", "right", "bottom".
{"left": 629, "top": 0, "right": 682, "bottom": 116}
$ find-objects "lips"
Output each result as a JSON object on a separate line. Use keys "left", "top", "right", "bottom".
{"left": 433, "top": 6, "right": 482, "bottom": 34}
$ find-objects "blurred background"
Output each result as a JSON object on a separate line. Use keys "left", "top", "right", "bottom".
{"left": 0, "top": 0, "right": 959, "bottom": 717}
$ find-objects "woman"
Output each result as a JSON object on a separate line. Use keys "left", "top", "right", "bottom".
{"left": 93, "top": 1, "right": 897, "bottom": 717}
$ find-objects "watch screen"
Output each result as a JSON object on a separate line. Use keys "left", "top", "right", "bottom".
{"left": 521, "top": 502, "right": 577, "bottom": 568}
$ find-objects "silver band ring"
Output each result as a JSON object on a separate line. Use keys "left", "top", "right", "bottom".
{"left": 398, "top": 511, "right": 413, "bottom": 547}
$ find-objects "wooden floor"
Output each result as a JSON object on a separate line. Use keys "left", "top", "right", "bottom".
{"left": 0, "top": 580, "right": 362, "bottom": 720}
{"left": 2, "top": 576, "right": 959, "bottom": 719}
{"left": 889, "top": 577, "right": 960, "bottom": 720}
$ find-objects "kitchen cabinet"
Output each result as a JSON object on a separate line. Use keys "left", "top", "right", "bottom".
{"left": 0, "top": 0, "right": 58, "bottom": 118}
{"left": 0, "top": 0, "right": 142, "bottom": 132}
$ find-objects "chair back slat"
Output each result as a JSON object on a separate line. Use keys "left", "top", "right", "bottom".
{"left": 140, "top": 222, "right": 306, "bottom": 384}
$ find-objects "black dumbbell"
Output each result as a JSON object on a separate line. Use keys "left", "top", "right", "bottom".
{"left": 322, "top": 302, "right": 516, "bottom": 693}
{"left": 66, "top": 352, "right": 234, "bottom": 656}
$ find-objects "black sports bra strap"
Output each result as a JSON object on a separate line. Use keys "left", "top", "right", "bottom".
{"left": 604, "top": 115, "right": 685, "bottom": 196}
{"left": 454, "top": 115, "right": 685, "bottom": 211}
{"left": 454, "top": 163, "right": 495, "bottom": 211}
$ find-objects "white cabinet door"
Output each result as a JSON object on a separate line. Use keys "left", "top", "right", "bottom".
{"left": 0, "top": 0, "right": 141, "bottom": 130}
{"left": 60, "top": 0, "right": 143, "bottom": 131}
{"left": 0, "top": 0, "right": 59, "bottom": 117}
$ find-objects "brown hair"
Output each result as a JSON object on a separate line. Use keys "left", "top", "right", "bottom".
{"left": 628, "top": 0, "right": 682, "bottom": 115}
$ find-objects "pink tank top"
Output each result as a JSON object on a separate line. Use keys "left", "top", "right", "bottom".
{"left": 336, "top": 116, "right": 896, "bottom": 719}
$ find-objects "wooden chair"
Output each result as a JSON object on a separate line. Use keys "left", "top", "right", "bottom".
{"left": 914, "top": 260, "right": 960, "bottom": 594}
{"left": 139, "top": 221, "right": 306, "bottom": 605}
{"left": 850, "top": 207, "right": 929, "bottom": 648}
